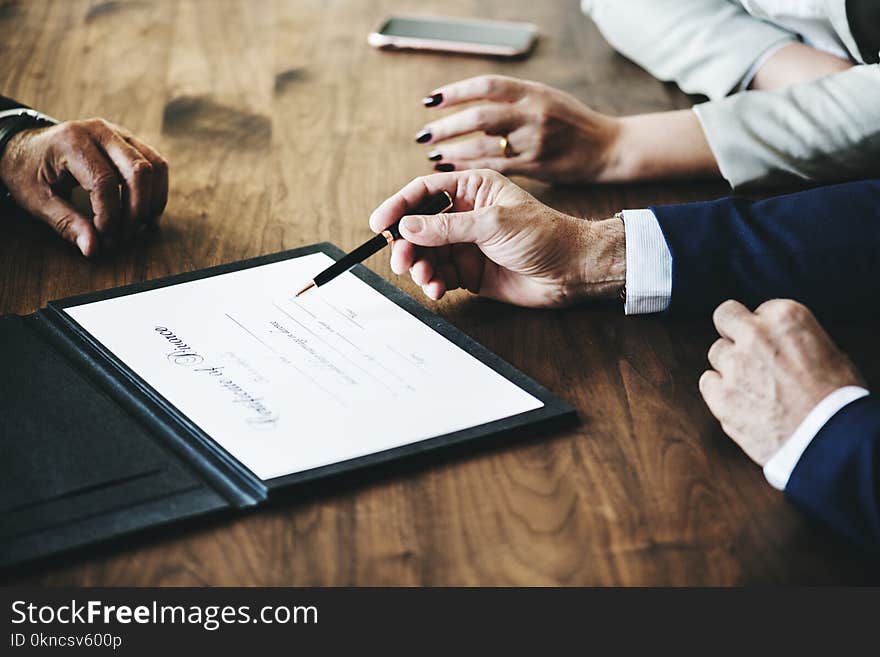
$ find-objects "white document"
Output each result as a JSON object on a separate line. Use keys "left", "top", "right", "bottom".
{"left": 64, "top": 252, "right": 543, "bottom": 480}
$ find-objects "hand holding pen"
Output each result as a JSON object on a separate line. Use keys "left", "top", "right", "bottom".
{"left": 296, "top": 189, "right": 453, "bottom": 296}
{"left": 367, "top": 170, "right": 626, "bottom": 307}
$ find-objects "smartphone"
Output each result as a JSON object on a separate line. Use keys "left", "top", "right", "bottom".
{"left": 368, "top": 14, "right": 537, "bottom": 58}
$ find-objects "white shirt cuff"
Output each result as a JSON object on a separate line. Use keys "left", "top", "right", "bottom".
{"left": 622, "top": 209, "right": 672, "bottom": 315}
{"left": 763, "top": 386, "right": 871, "bottom": 490}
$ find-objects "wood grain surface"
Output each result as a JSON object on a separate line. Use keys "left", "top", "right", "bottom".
{"left": 2, "top": 0, "right": 878, "bottom": 585}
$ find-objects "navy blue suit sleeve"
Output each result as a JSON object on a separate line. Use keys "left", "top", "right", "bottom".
{"left": 650, "top": 179, "right": 880, "bottom": 319}
{"left": 0, "top": 95, "right": 28, "bottom": 111}
{"left": 786, "top": 396, "right": 880, "bottom": 549}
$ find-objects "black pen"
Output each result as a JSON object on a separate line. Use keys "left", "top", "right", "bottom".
{"left": 295, "top": 190, "right": 454, "bottom": 297}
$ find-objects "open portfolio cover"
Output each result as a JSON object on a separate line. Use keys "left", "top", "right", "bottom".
{"left": 1, "top": 244, "right": 575, "bottom": 569}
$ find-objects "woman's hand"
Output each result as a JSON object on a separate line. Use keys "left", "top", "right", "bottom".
{"left": 0, "top": 118, "right": 168, "bottom": 256}
{"left": 369, "top": 169, "right": 626, "bottom": 308}
{"left": 416, "top": 75, "right": 625, "bottom": 184}
{"left": 417, "top": 74, "right": 720, "bottom": 184}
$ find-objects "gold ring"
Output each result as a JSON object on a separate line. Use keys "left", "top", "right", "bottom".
{"left": 499, "top": 136, "right": 514, "bottom": 158}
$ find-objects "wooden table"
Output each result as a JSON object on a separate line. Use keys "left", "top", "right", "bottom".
{"left": 3, "top": 0, "right": 877, "bottom": 585}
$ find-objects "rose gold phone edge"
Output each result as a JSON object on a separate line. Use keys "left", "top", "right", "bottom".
{"left": 367, "top": 14, "right": 538, "bottom": 58}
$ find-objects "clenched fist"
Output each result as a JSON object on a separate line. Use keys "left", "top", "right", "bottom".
{"left": 699, "top": 299, "right": 865, "bottom": 466}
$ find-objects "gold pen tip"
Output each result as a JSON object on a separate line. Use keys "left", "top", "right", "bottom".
{"left": 294, "top": 280, "right": 316, "bottom": 297}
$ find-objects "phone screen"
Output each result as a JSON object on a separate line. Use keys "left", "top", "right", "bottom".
{"left": 380, "top": 17, "right": 533, "bottom": 50}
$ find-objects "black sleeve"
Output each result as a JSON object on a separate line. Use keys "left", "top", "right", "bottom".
{"left": 0, "top": 95, "right": 29, "bottom": 112}
{"left": 847, "top": 0, "right": 880, "bottom": 64}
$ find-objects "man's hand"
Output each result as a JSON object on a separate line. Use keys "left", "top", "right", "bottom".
{"left": 699, "top": 299, "right": 865, "bottom": 466}
{"left": 369, "top": 169, "right": 625, "bottom": 307}
{"left": 0, "top": 118, "right": 168, "bottom": 256}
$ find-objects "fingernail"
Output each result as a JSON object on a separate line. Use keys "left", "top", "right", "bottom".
{"left": 402, "top": 216, "right": 424, "bottom": 234}
{"left": 427, "top": 151, "right": 442, "bottom": 161}
{"left": 434, "top": 163, "right": 454, "bottom": 172}
{"left": 415, "top": 129, "right": 432, "bottom": 144}
{"left": 76, "top": 234, "right": 90, "bottom": 255}
{"left": 422, "top": 93, "right": 443, "bottom": 107}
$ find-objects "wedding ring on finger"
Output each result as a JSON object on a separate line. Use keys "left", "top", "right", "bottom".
{"left": 499, "top": 136, "right": 515, "bottom": 158}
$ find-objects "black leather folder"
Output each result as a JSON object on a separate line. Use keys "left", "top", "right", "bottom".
{"left": 0, "top": 243, "right": 577, "bottom": 569}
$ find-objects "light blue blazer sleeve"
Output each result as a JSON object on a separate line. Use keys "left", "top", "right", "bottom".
{"left": 694, "top": 64, "right": 880, "bottom": 188}
{"left": 582, "top": 0, "right": 797, "bottom": 99}
{"left": 584, "top": 1, "right": 880, "bottom": 188}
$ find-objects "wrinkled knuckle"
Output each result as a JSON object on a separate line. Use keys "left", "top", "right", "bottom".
{"left": 777, "top": 299, "right": 808, "bottom": 322}
{"left": 759, "top": 298, "right": 786, "bottom": 315}
{"left": 80, "top": 118, "right": 103, "bottom": 134}
{"left": 53, "top": 212, "right": 77, "bottom": 239}
{"left": 435, "top": 213, "right": 453, "bottom": 238}
{"left": 92, "top": 171, "right": 119, "bottom": 190}
{"left": 758, "top": 298, "right": 784, "bottom": 314}
{"left": 482, "top": 169, "right": 508, "bottom": 188}
{"left": 89, "top": 117, "right": 111, "bottom": 130}
{"left": 130, "top": 159, "right": 153, "bottom": 180}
